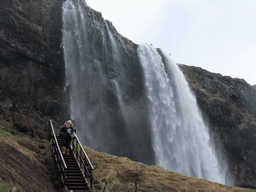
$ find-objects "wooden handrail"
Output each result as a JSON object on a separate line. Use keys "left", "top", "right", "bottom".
{"left": 49, "top": 120, "right": 67, "bottom": 186}
{"left": 71, "top": 132, "right": 94, "bottom": 188}
{"left": 49, "top": 120, "right": 67, "bottom": 169}
{"left": 73, "top": 132, "right": 94, "bottom": 170}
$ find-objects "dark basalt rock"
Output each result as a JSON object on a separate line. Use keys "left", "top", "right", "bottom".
{"left": 0, "top": 0, "right": 68, "bottom": 128}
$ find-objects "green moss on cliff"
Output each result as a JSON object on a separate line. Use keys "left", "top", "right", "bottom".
{"left": 0, "top": 100, "right": 48, "bottom": 139}
{"left": 0, "top": 183, "right": 10, "bottom": 192}
{"left": 12, "top": 0, "right": 53, "bottom": 26}
{"left": 10, "top": 0, "right": 54, "bottom": 45}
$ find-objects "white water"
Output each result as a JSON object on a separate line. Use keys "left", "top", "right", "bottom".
{"left": 62, "top": 0, "right": 232, "bottom": 184}
{"left": 62, "top": 0, "right": 110, "bottom": 150}
{"left": 62, "top": 0, "right": 141, "bottom": 156}
{"left": 138, "top": 44, "right": 229, "bottom": 184}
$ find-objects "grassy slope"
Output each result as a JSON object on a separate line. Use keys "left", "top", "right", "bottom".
{"left": 85, "top": 146, "right": 256, "bottom": 192}
{"left": 1, "top": 123, "right": 256, "bottom": 192}
{"left": 0, "top": 126, "right": 57, "bottom": 192}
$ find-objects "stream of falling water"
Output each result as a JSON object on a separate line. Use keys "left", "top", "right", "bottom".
{"left": 138, "top": 44, "right": 230, "bottom": 184}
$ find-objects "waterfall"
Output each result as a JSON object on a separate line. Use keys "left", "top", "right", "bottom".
{"left": 137, "top": 44, "right": 230, "bottom": 184}
{"left": 62, "top": 0, "right": 154, "bottom": 164}
{"left": 62, "top": 0, "right": 111, "bottom": 150}
{"left": 62, "top": 0, "right": 231, "bottom": 184}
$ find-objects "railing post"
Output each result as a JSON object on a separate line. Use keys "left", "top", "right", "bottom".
{"left": 90, "top": 168, "right": 93, "bottom": 189}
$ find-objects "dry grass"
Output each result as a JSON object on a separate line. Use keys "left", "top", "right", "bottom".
{"left": 84, "top": 146, "right": 256, "bottom": 192}
{"left": 0, "top": 127, "right": 57, "bottom": 192}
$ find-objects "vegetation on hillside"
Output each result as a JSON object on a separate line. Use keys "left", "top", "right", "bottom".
{"left": 85, "top": 146, "right": 256, "bottom": 192}
{"left": 0, "top": 101, "right": 49, "bottom": 139}
{"left": 0, "top": 125, "right": 56, "bottom": 191}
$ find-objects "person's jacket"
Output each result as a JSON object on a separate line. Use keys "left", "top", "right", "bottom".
{"left": 60, "top": 125, "right": 75, "bottom": 139}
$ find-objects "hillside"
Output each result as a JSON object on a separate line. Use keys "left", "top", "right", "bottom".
{"left": 1, "top": 125, "right": 256, "bottom": 192}
{"left": 0, "top": 126, "right": 56, "bottom": 191}
{"left": 87, "top": 146, "right": 256, "bottom": 192}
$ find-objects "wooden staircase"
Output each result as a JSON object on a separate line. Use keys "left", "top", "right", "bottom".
{"left": 49, "top": 120, "right": 94, "bottom": 192}
{"left": 57, "top": 135, "right": 90, "bottom": 191}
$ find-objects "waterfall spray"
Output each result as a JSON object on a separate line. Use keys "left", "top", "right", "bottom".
{"left": 138, "top": 44, "right": 230, "bottom": 184}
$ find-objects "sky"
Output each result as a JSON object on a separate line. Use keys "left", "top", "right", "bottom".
{"left": 85, "top": 0, "right": 256, "bottom": 85}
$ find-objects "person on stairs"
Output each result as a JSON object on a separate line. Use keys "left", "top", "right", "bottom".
{"left": 60, "top": 120, "right": 76, "bottom": 155}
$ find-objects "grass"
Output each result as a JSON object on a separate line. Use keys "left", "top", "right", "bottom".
{"left": 0, "top": 183, "right": 10, "bottom": 192}
{"left": 1, "top": 119, "right": 256, "bottom": 191}
{"left": 84, "top": 146, "right": 256, "bottom": 192}
{"left": 0, "top": 102, "right": 48, "bottom": 139}
{"left": 0, "top": 125, "right": 57, "bottom": 191}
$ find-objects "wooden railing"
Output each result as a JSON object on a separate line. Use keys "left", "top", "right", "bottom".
{"left": 49, "top": 120, "right": 67, "bottom": 186}
{"left": 71, "top": 132, "right": 95, "bottom": 188}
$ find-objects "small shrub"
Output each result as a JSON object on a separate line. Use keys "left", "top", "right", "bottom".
{"left": 0, "top": 183, "right": 10, "bottom": 192}
{"left": 0, "top": 119, "right": 13, "bottom": 130}
{"left": 11, "top": 112, "right": 48, "bottom": 139}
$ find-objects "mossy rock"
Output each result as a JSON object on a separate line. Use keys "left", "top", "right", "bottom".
{"left": 11, "top": 112, "right": 48, "bottom": 139}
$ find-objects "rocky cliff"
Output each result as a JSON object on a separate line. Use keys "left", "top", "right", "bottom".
{"left": 179, "top": 64, "right": 256, "bottom": 187}
{"left": 0, "top": 0, "right": 68, "bottom": 137}
{"left": 1, "top": 0, "right": 256, "bottom": 188}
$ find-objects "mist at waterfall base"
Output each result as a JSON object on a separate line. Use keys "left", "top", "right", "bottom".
{"left": 62, "top": 0, "right": 232, "bottom": 185}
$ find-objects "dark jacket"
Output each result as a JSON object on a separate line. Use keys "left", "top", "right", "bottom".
{"left": 60, "top": 125, "right": 75, "bottom": 139}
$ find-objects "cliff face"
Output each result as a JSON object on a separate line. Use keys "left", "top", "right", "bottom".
{"left": 0, "top": 0, "right": 68, "bottom": 135}
{"left": 179, "top": 64, "right": 256, "bottom": 187}
{"left": 1, "top": 0, "right": 256, "bottom": 188}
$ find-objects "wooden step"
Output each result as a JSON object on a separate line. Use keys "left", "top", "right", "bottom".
{"left": 66, "top": 178, "right": 86, "bottom": 182}
{"left": 66, "top": 171, "right": 82, "bottom": 175}
{"left": 67, "top": 185, "right": 89, "bottom": 190}
{"left": 66, "top": 170, "right": 81, "bottom": 174}
{"left": 66, "top": 182, "right": 88, "bottom": 186}
{"left": 67, "top": 166, "right": 80, "bottom": 170}
{"left": 66, "top": 176, "right": 85, "bottom": 180}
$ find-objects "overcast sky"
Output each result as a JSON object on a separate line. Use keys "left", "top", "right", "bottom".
{"left": 85, "top": 0, "right": 256, "bottom": 85}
